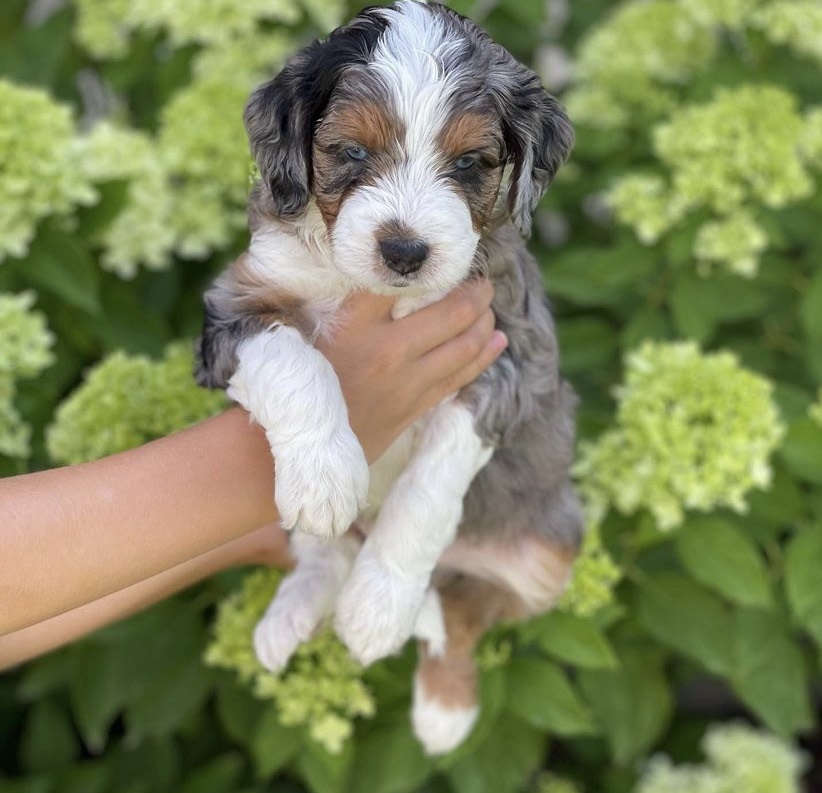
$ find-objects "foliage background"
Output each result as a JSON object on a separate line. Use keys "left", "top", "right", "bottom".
{"left": 2, "top": 0, "right": 822, "bottom": 791}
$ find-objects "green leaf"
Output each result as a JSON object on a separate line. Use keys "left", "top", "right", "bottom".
{"left": 294, "top": 738, "right": 353, "bottom": 793}
{"left": 675, "top": 517, "right": 772, "bottom": 608}
{"left": 545, "top": 244, "right": 657, "bottom": 307}
{"left": 729, "top": 609, "right": 813, "bottom": 737}
{"left": 557, "top": 317, "right": 619, "bottom": 373}
{"left": 636, "top": 573, "right": 733, "bottom": 676}
{"left": 784, "top": 528, "right": 822, "bottom": 649}
{"left": 126, "top": 652, "right": 213, "bottom": 739}
{"left": 779, "top": 418, "right": 822, "bottom": 484}
{"left": 19, "top": 699, "right": 80, "bottom": 773}
{"left": 250, "top": 708, "right": 303, "bottom": 780}
{"left": 670, "top": 271, "right": 770, "bottom": 344}
{"left": 746, "top": 465, "right": 803, "bottom": 526}
{"left": 506, "top": 657, "right": 597, "bottom": 736}
{"left": 22, "top": 229, "right": 101, "bottom": 316}
{"left": 799, "top": 267, "right": 822, "bottom": 341}
{"left": 527, "top": 612, "right": 618, "bottom": 670}
{"left": 177, "top": 754, "right": 245, "bottom": 793}
{"left": 215, "top": 677, "right": 267, "bottom": 748}
{"left": 347, "top": 709, "right": 432, "bottom": 793}
{"left": 577, "top": 647, "right": 673, "bottom": 767}
{"left": 447, "top": 712, "right": 545, "bottom": 793}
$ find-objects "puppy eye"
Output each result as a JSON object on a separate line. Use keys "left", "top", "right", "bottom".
{"left": 454, "top": 154, "right": 477, "bottom": 170}
{"left": 345, "top": 145, "right": 369, "bottom": 162}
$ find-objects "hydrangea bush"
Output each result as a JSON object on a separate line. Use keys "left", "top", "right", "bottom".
{"left": 2, "top": 0, "right": 821, "bottom": 791}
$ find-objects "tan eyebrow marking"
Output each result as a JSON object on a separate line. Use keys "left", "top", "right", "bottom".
{"left": 438, "top": 112, "right": 500, "bottom": 159}
{"left": 316, "top": 100, "right": 403, "bottom": 153}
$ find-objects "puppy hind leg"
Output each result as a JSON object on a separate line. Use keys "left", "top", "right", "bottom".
{"left": 411, "top": 578, "right": 520, "bottom": 756}
{"left": 254, "top": 532, "right": 360, "bottom": 672}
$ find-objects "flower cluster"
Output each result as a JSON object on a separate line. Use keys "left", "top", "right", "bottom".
{"left": 204, "top": 568, "right": 375, "bottom": 755}
{"left": 682, "top": 0, "right": 765, "bottom": 28}
{"left": 558, "top": 526, "right": 621, "bottom": 617}
{"left": 636, "top": 723, "right": 806, "bottom": 793}
{"left": 753, "top": 0, "right": 822, "bottom": 64}
{"left": 0, "top": 292, "right": 55, "bottom": 458}
{"left": 0, "top": 80, "right": 96, "bottom": 262}
{"left": 80, "top": 123, "right": 175, "bottom": 277}
{"left": 574, "top": 342, "right": 784, "bottom": 531}
{"left": 157, "top": 76, "right": 253, "bottom": 259}
{"left": 609, "top": 84, "right": 815, "bottom": 275}
{"left": 566, "top": 0, "right": 716, "bottom": 128}
{"left": 73, "top": 0, "right": 300, "bottom": 57}
{"left": 46, "top": 343, "right": 226, "bottom": 465}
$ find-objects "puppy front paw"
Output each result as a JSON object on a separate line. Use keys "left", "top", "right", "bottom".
{"left": 275, "top": 430, "right": 369, "bottom": 539}
{"left": 334, "top": 547, "right": 428, "bottom": 665}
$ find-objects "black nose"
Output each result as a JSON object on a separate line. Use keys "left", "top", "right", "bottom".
{"left": 379, "top": 237, "right": 429, "bottom": 276}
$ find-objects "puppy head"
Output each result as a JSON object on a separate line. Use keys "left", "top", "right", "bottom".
{"left": 245, "top": 1, "right": 573, "bottom": 294}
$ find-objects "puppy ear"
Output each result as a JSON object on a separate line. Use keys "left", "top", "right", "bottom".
{"left": 244, "top": 11, "right": 389, "bottom": 218}
{"left": 495, "top": 63, "right": 574, "bottom": 237}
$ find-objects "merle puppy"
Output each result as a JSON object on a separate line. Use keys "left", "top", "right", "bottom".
{"left": 196, "top": 0, "right": 582, "bottom": 754}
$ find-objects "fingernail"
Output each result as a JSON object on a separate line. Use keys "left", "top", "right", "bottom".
{"left": 491, "top": 330, "right": 508, "bottom": 352}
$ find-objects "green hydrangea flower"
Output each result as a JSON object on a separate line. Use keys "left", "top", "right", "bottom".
{"left": 158, "top": 76, "right": 252, "bottom": 258}
{"left": 0, "top": 80, "right": 96, "bottom": 262}
{"left": 692, "top": 210, "right": 768, "bottom": 277}
{"left": 654, "top": 85, "right": 812, "bottom": 215}
{"left": 753, "top": 0, "right": 822, "bottom": 64}
{"left": 566, "top": 0, "right": 716, "bottom": 128}
{"left": 204, "top": 568, "right": 375, "bottom": 755}
{"left": 636, "top": 723, "right": 806, "bottom": 793}
{"left": 608, "top": 174, "right": 691, "bottom": 245}
{"left": 683, "top": 0, "right": 765, "bottom": 28}
{"left": 558, "top": 525, "right": 621, "bottom": 617}
{"left": 46, "top": 343, "right": 226, "bottom": 465}
{"left": 73, "top": 0, "right": 299, "bottom": 58}
{"left": 575, "top": 342, "right": 784, "bottom": 531}
{"left": 0, "top": 292, "right": 55, "bottom": 458}
{"left": 80, "top": 122, "right": 175, "bottom": 277}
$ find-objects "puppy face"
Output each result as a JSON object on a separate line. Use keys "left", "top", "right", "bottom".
{"left": 245, "top": 1, "right": 573, "bottom": 294}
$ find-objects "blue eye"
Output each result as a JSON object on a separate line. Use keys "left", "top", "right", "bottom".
{"left": 454, "top": 154, "right": 477, "bottom": 170}
{"left": 345, "top": 145, "right": 368, "bottom": 162}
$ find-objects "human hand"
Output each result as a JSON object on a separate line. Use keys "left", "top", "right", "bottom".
{"left": 317, "top": 279, "right": 507, "bottom": 463}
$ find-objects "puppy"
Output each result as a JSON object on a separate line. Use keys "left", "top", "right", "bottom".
{"left": 196, "top": 0, "right": 583, "bottom": 755}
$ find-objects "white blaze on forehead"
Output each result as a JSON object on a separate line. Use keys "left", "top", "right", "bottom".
{"left": 371, "top": 1, "right": 466, "bottom": 152}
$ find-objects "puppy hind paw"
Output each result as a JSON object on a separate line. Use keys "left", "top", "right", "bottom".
{"left": 253, "top": 604, "right": 322, "bottom": 673}
{"left": 334, "top": 551, "right": 428, "bottom": 666}
{"left": 411, "top": 679, "right": 479, "bottom": 756}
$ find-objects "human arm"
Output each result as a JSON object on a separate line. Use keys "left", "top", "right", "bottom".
{"left": 0, "top": 280, "right": 506, "bottom": 638}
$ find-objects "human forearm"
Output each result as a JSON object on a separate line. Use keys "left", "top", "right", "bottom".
{"left": 0, "top": 408, "right": 278, "bottom": 635}
{"left": 0, "top": 522, "right": 290, "bottom": 670}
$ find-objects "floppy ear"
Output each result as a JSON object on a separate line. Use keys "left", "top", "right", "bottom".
{"left": 494, "top": 62, "right": 574, "bottom": 237}
{"left": 244, "top": 10, "right": 389, "bottom": 217}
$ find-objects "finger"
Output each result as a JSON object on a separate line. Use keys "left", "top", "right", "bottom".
{"left": 393, "top": 279, "right": 495, "bottom": 358}
{"left": 417, "top": 307, "right": 500, "bottom": 387}
{"left": 433, "top": 330, "right": 508, "bottom": 401}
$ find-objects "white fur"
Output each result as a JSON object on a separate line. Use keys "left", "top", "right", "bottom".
{"left": 413, "top": 588, "right": 447, "bottom": 658}
{"left": 334, "top": 401, "right": 492, "bottom": 664}
{"left": 411, "top": 676, "right": 479, "bottom": 756}
{"left": 228, "top": 328, "right": 369, "bottom": 539}
{"left": 254, "top": 533, "right": 360, "bottom": 671}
